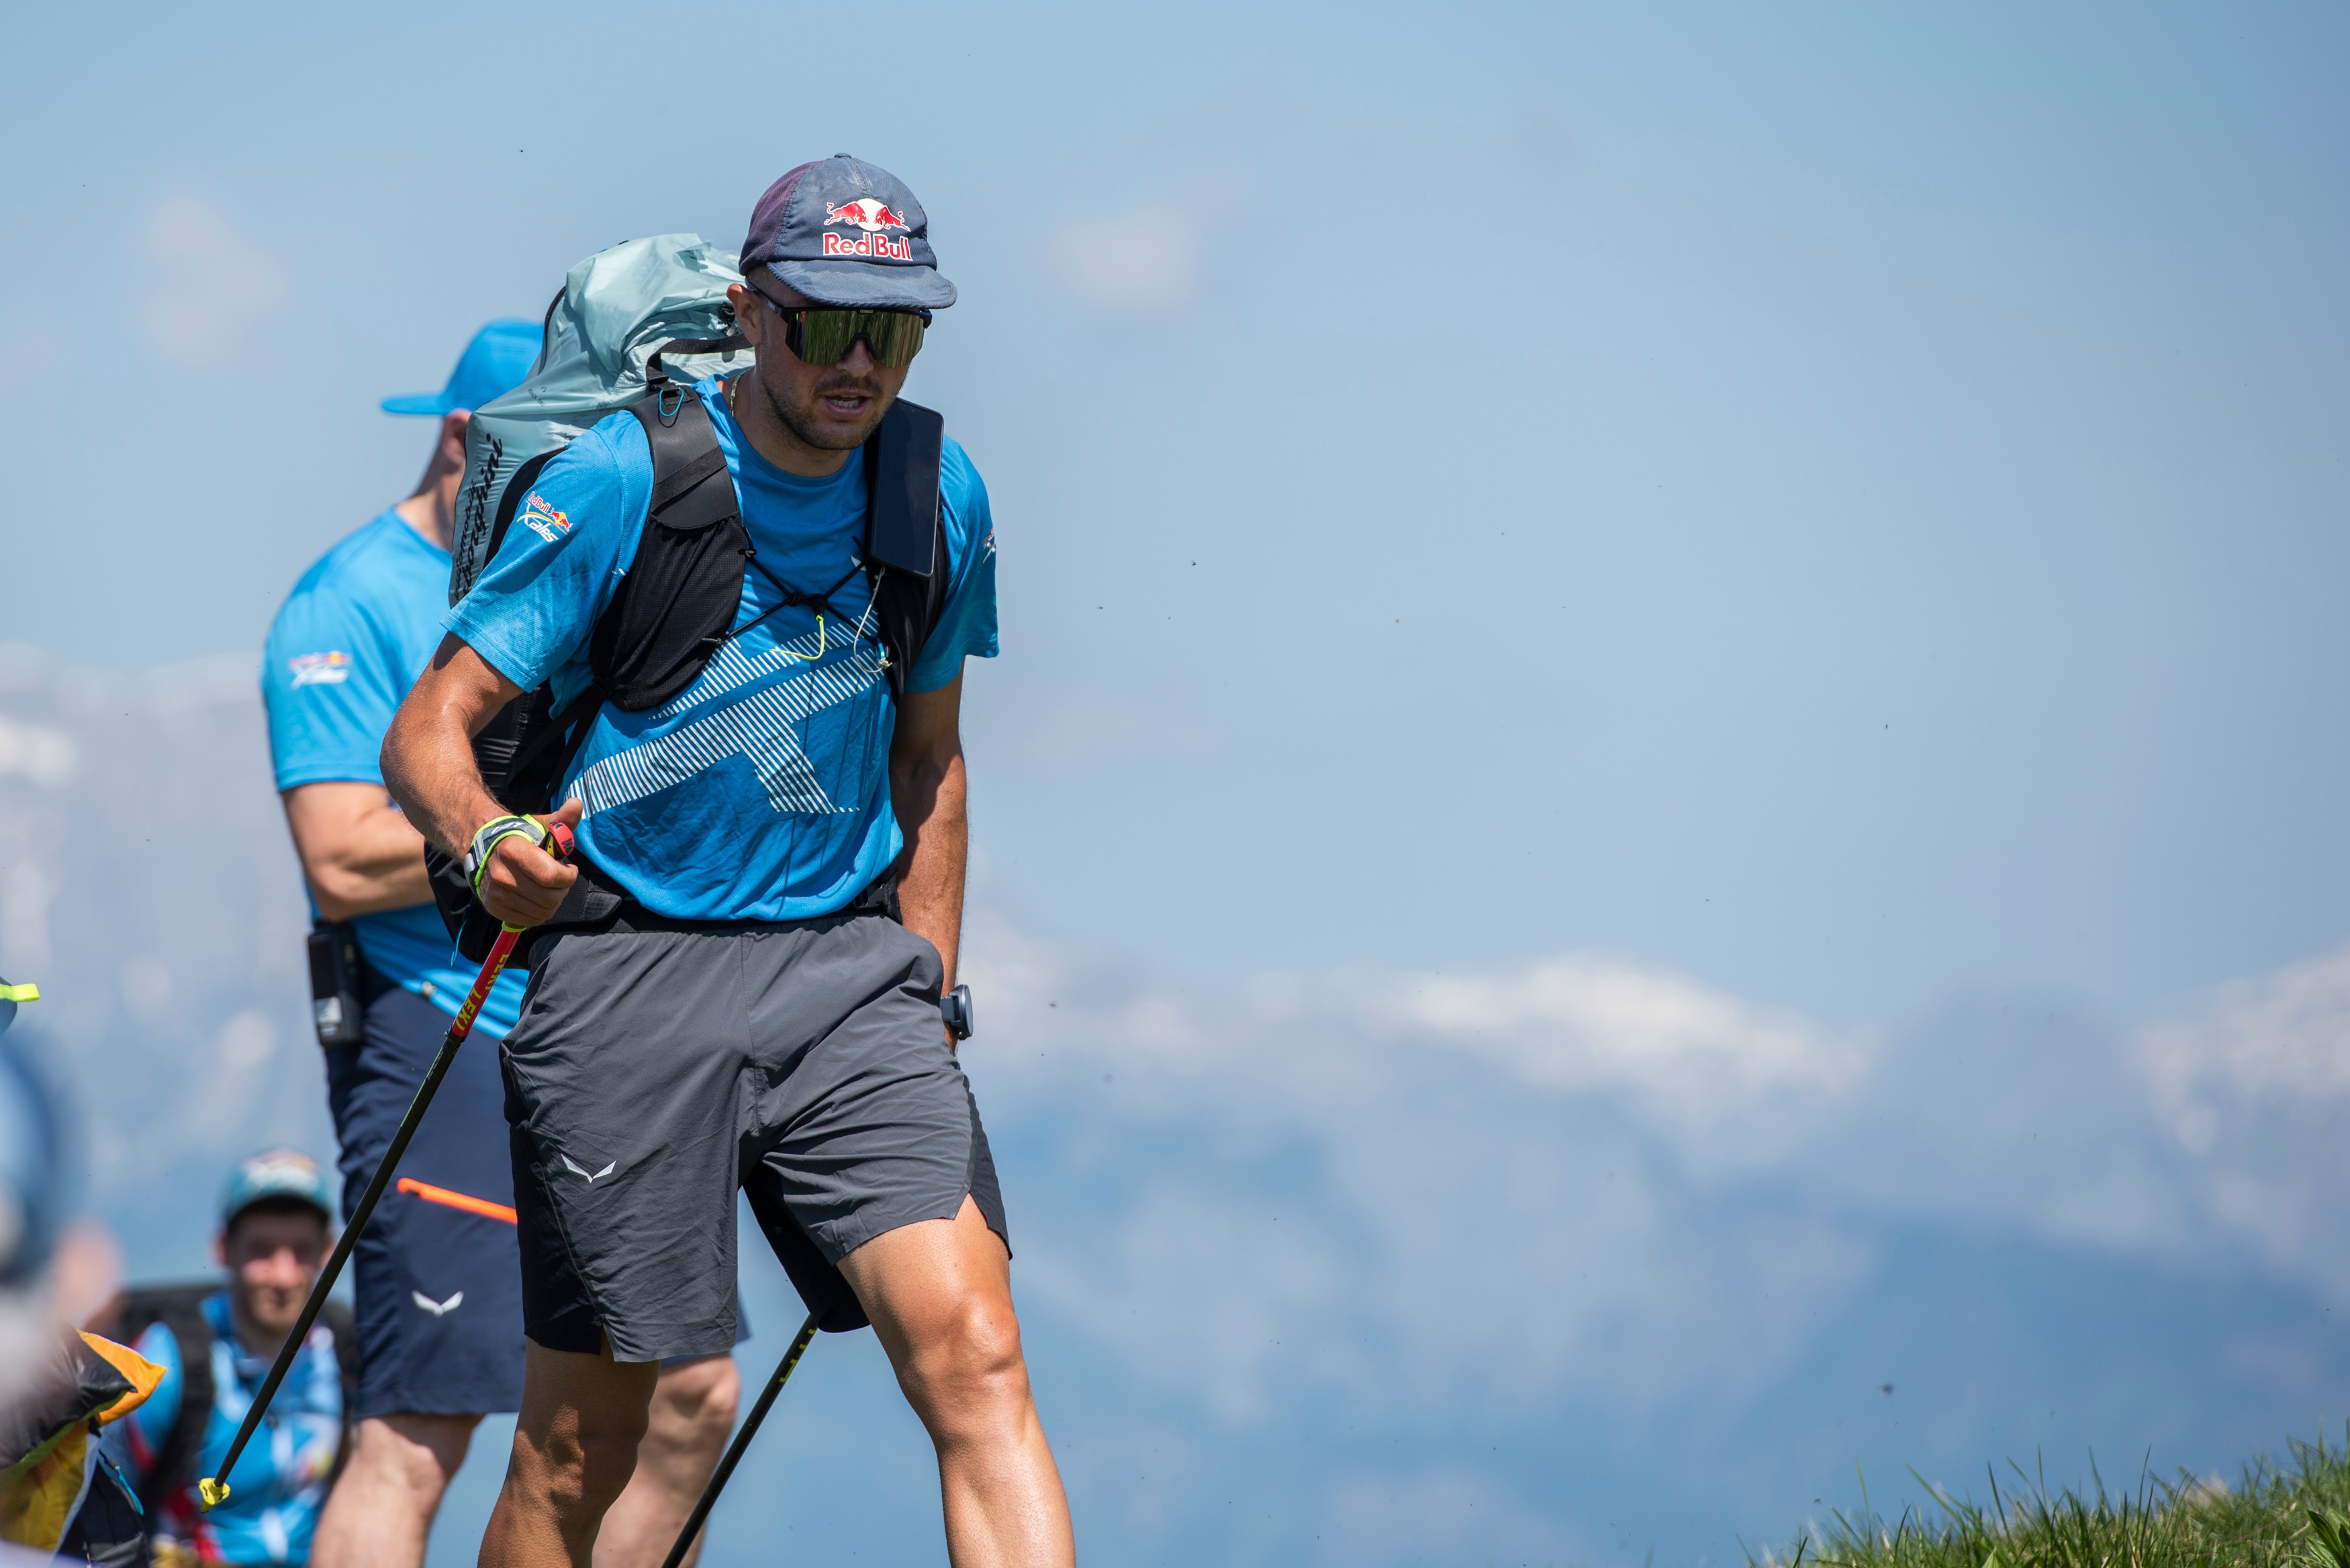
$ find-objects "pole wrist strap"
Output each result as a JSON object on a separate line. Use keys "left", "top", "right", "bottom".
{"left": 464, "top": 815, "right": 551, "bottom": 896}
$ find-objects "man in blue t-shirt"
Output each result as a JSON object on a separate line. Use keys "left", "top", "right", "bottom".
{"left": 107, "top": 1151, "right": 347, "bottom": 1565}
{"left": 384, "top": 156, "right": 1073, "bottom": 1567}
{"left": 261, "top": 324, "right": 742, "bottom": 1568}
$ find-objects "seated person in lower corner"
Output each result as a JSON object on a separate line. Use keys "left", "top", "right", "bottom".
{"left": 105, "top": 1151, "right": 348, "bottom": 1567}
{"left": 0, "top": 992, "right": 162, "bottom": 1567}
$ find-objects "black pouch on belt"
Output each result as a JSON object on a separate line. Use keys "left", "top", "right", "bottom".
{"left": 306, "top": 922, "right": 364, "bottom": 1047}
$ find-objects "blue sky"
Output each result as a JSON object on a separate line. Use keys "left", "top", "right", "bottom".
{"left": 4, "top": 2, "right": 2349, "bottom": 1563}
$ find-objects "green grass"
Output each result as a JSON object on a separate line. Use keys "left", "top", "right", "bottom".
{"left": 1749, "top": 1428, "right": 2350, "bottom": 1568}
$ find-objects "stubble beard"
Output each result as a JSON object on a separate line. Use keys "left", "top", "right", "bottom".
{"left": 758, "top": 358, "right": 886, "bottom": 452}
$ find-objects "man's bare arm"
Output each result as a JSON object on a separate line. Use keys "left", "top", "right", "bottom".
{"left": 381, "top": 634, "right": 579, "bottom": 928}
{"left": 281, "top": 783, "right": 433, "bottom": 921}
{"left": 889, "top": 671, "right": 970, "bottom": 1004}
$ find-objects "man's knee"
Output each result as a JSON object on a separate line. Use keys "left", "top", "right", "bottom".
{"left": 898, "top": 1294, "right": 1030, "bottom": 1422}
{"left": 516, "top": 1343, "right": 661, "bottom": 1513}
{"left": 526, "top": 1408, "right": 649, "bottom": 1516}
{"left": 344, "top": 1412, "right": 479, "bottom": 1499}
{"left": 647, "top": 1355, "right": 740, "bottom": 1457}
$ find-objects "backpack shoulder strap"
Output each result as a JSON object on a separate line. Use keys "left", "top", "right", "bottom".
{"left": 861, "top": 399, "right": 948, "bottom": 700}
{"left": 585, "top": 391, "right": 749, "bottom": 714}
{"left": 865, "top": 399, "right": 943, "bottom": 578}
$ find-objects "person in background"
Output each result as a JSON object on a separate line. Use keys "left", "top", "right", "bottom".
{"left": 259, "top": 323, "right": 739, "bottom": 1568}
{"left": 105, "top": 1151, "right": 342, "bottom": 1567}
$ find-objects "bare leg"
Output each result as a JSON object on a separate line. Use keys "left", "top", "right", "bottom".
{"left": 590, "top": 1355, "right": 741, "bottom": 1568}
{"left": 313, "top": 1413, "right": 479, "bottom": 1568}
{"left": 478, "top": 1341, "right": 659, "bottom": 1568}
{"left": 839, "top": 1195, "right": 1074, "bottom": 1568}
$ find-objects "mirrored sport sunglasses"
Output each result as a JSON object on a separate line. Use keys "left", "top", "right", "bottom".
{"left": 749, "top": 284, "right": 930, "bottom": 369}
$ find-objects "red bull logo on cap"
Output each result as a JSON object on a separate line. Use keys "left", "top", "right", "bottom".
{"left": 826, "top": 199, "right": 910, "bottom": 232}
{"left": 823, "top": 198, "right": 915, "bottom": 260}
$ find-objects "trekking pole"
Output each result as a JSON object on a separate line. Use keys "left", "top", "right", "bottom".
{"left": 658, "top": 1312, "right": 821, "bottom": 1568}
{"left": 199, "top": 822, "right": 572, "bottom": 1509}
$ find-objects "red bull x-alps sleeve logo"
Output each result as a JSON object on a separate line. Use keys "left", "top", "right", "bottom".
{"left": 520, "top": 492, "right": 572, "bottom": 544}
{"left": 288, "top": 651, "right": 352, "bottom": 687}
{"left": 823, "top": 199, "right": 915, "bottom": 260}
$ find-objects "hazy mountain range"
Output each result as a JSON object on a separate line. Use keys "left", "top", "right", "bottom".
{"left": 5, "top": 640, "right": 2347, "bottom": 1566}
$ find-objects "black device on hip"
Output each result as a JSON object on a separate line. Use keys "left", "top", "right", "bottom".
{"left": 306, "top": 923, "right": 364, "bottom": 1047}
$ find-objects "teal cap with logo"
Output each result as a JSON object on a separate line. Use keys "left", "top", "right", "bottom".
{"left": 219, "top": 1148, "right": 334, "bottom": 1228}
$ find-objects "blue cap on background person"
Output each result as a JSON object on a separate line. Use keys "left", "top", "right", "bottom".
{"left": 218, "top": 1149, "right": 335, "bottom": 1229}
{"left": 381, "top": 318, "right": 543, "bottom": 415}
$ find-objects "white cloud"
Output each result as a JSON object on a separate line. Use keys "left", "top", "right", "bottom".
{"left": 1383, "top": 953, "right": 1867, "bottom": 1129}
{"left": 1047, "top": 201, "right": 1205, "bottom": 314}
{"left": 139, "top": 193, "right": 288, "bottom": 363}
{"left": 2141, "top": 942, "right": 2350, "bottom": 1112}
{"left": 2132, "top": 944, "right": 2350, "bottom": 1291}
{"left": 0, "top": 715, "right": 75, "bottom": 786}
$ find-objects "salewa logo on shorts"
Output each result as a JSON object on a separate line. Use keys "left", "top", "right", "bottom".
{"left": 287, "top": 651, "right": 352, "bottom": 687}
{"left": 411, "top": 1290, "right": 463, "bottom": 1317}
{"left": 822, "top": 198, "right": 914, "bottom": 260}
{"left": 563, "top": 1154, "right": 616, "bottom": 1183}
{"left": 520, "top": 491, "right": 571, "bottom": 544}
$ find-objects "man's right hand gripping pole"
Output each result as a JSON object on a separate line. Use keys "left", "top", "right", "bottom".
{"left": 466, "top": 798, "right": 585, "bottom": 929}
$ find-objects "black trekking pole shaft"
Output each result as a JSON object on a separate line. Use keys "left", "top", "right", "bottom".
{"left": 200, "top": 922, "right": 528, "bottom": 1509}
{"left": 659, "top": 1312, "right": 820, "bottom": 1568}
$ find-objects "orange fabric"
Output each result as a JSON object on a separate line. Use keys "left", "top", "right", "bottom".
{"left": 395, "top": 1177, "right": 518, "bottom": 1225}
{"left": 78, "top": 1332, "right": 162, "bottom": 1424}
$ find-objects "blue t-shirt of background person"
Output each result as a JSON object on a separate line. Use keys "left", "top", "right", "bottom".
{"left": 103, "top": 1292, "right": 343, "bottom": 1565}
{"left": 446, "top": 375, "right": 998, "bottom": 922}
{"left": 262, "top": 512, "right": 527, "bottom": 1037}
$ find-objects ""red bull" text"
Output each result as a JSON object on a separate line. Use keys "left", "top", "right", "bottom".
{"left": 822, "top": 230, "right": 915, "bottom": 260}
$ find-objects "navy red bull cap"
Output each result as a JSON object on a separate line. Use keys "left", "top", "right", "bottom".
{"left": 741, "top": 155, "right": 955, "bottom": 311}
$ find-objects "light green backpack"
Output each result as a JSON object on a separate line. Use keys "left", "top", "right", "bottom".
{"left": 448, "top": 233, "right": 752, "bottom": 603}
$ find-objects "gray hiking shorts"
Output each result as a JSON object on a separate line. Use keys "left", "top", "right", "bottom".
{"left": 500, "top": 910, "right": 1007, "bottom": 1363}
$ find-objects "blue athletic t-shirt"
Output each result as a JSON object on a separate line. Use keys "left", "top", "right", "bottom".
{"left": 446, "top": 375, "right": 998, "bottom": 922}
{"left": 103, "top": 1293, "right": 343, "bottom": 1564}
{"left": 261, "top": 511, "right": 526, "bottom": 1038}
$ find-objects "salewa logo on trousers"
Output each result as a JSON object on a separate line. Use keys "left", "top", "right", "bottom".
{"left": 412, "top": 1290, "right": 464, "bottom": 1317}
{"left": 563, "top": 1155, "right": 616, "bottom": 1183}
